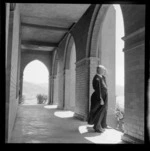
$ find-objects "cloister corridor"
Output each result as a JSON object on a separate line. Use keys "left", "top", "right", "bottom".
{"left": 5, "top": 3, "right": 145, "bottom": 143}
{"left": 10, "top": 104, "right": 125, "bottom": 144}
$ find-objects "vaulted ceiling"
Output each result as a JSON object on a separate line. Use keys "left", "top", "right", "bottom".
{"left": 19, "top": 4, "right": 91, "bottom": 52}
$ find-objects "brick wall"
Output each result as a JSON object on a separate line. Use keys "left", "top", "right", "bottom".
{"left": 121, "top": 5, "right": 145, "bottom": 36}
{"left": 120, "top": 5, "right": 145, "bottom": 143}
{"left": 122, "top": 42, "right": 145, "bottom": 143}
{"left": 75, "top": 58, "right": 89, "bottom": 120}
{"left": 57, "top": 71, "right": 64, "bottom": 109}
{"left": 64, "top": 69, "right": 71, "bottom": 110}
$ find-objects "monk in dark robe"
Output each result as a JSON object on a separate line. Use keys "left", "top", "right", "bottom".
{"left": 88, "top": 65, "right": 108, "bottom": 133}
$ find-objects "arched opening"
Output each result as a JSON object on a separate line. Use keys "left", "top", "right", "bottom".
{"left": 97, "top": 4, "right": 124, "bottom": 130}
{"left": 64, "top": 37, "right": 76, "bottom": 112}
{"left": 113, "top": 4, "right": 125, "bottom": 132}
{"left": 22, "top": 60, "right": 49, "bottom": 105}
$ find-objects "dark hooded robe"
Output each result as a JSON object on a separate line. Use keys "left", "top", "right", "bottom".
{"left": 88, "top": 74, "right": 108, "bottom": 130}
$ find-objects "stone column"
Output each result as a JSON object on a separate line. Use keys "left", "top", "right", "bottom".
{"left": 48, "top": 75, "right": 56, "bottom": 105}
{"left": 74, "top": 58, "right": 90, "bottom": 121}
{"left": 74, "top": 56, "right": 117, "bottom": 126}
{"left": 64, "top": 69, "right": 70, "bottom": 110}
{"left": 57, "top": 70, "right": 65, "bottom": 109}
{"left": 47, "top": 75, "right": 52, "bottom": 105}
{"left": 121, "top": 28, "right": 145, "bottom": 143}
{"left": 53, "top": 74, "right": 58, "bottom": 105}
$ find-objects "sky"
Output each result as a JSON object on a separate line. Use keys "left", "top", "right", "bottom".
{"left": 113, "top": 4, "right": 124, "bottom": 86}
{"left": 24, "top": 4, "right": 124, "bottom": 86}
{"left": 23, "top": 60, "right": 49, "bottom": 84}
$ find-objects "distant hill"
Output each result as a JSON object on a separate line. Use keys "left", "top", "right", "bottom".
{"left": 23, "top": 81, "right": 48, "bottom": 99}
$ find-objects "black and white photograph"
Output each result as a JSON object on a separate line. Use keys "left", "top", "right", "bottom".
{"left": 4, "top": 2, "right": 148, "bottom": 144}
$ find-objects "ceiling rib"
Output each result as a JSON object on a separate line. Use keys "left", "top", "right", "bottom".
{"left": 21, "top": 22, "right": 69, "bottom": 32}
{"left": 22, "top": 40, "right": 58, "bottom": 47}
{"left": 58, "top": 23, "right": 76, "bottom": 47}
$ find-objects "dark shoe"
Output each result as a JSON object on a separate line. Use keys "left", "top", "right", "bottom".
{"left": 94, "top": 128, "right": 105, "bottom": 133}
{"left": 93, "top": 125, "right": 96, "bottom": 130}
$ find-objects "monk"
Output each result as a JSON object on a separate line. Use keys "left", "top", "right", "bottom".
{"left": 88, "top": 65, "right": 108, "bottom": 133}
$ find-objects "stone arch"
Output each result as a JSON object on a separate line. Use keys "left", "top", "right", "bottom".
{"left": 20, "top": 51, "right": 51, "bottom": 104}
{"left": 87, "top": 4, "right": 114, "bottom": 58}
{"left": 22, "top": 59, "right": 49, "bottom": 104}
{"left": 87, "top": 4, "right": 145, "bottom": 143}
{"left": 87, "top": 4, "right": 145, "bottom": 57}
{"left": 87, "top": 4, "right": 121, "bottom": 129}
{"left": 63, "top": 34, "right": 76, "bottom": 111}
{"left": 23, "top": 59, "right": 49, "bottom": 75}
{"left": 85, "top": 4, "right": 101, "bottom": 58}
{"left": 64, "top": 35, "right": 75, "bottom": 70}
{"left": 21, "top": 54, "right": 50, "bottom": 74}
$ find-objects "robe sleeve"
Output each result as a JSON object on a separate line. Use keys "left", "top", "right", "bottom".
{"left": 99, "top": 78, "right": 103, "bottom": 102}
{"left": 92, "top": 75, "right": 103, "bottom": 101}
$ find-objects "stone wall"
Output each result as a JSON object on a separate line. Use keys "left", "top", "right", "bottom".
{"left": 6, "top": 4, "right": 21, "bottom": 142}
{"left": 120, "top": 4, "right": 145, "bottom": 143}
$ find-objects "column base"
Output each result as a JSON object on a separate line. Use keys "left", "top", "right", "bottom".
{"left": 121, "top": 133, "right": 144, "bottom": 144}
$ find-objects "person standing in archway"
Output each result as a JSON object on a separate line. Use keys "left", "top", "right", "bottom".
{"left": 88, "top": 65, "right": 108, "bottom": 132}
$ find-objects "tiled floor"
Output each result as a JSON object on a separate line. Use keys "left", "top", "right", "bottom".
{"left": 10, "top": 104, "right": 126, "bottom": 144}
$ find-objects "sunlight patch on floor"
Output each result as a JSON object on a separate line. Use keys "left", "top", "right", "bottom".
{"left": 78, "top": 125, "right": 94, "bottom": 134}
{"left": 85, "top": 129, "right": 123, "bottom": 144}
{"left": 44, "top": 105, "right": 58, "bottom": 109}
{"left": 78, "top": 125, "right": 123, "bottom": 144}
{"left": 54, "top": 111, "right": 74, "bottom": 118}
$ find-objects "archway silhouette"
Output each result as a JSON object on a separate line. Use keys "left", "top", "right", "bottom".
{"left": 22, "top": 60, "right": 49, "bottom": 105}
